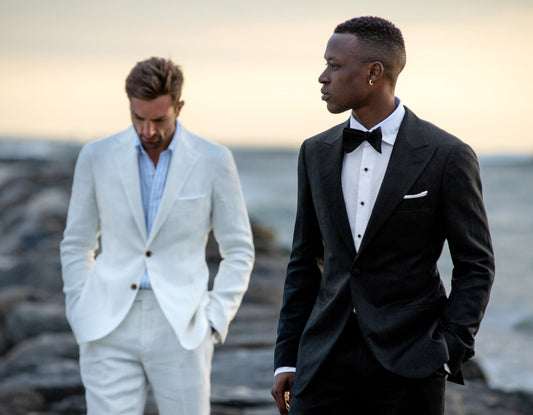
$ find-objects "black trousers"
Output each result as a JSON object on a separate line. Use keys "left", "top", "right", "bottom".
{"left": 289, "top": 314, "right": 446, "bottom": 415}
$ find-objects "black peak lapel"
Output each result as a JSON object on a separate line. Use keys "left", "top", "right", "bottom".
{"left": 316, "top": 120, "right": 356, "bottom": 256}
{"left": 357, "top": 109, "right": 436, "bottom": 256}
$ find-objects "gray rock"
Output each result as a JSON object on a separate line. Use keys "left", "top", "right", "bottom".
{"left": 0, "top": 359, "right": 82, "bottom": 401}
{"left": 0, "top": 333, "right": 83, "bottom": 401}
{"left": 0, "top": 257, "right": 63, "bottom": 292}
{"left": 211, "top": 383, "right": 273, "bottom": 407}
{"left": 0, "top": 332, "right": 6, "bottom": 359}
{"left": 4, "top": 301, "right": 70, "bottom": 345}
{"left": 37, "top": 394, "right": 86, "bottom": 415}
{"left": 221, "top": 303, "right": 278, "bottom": 349}
{"left": 0, "top": 332, "right": 78, "bottom": 378}
{"left": 0, "top": 285, "right": 51, "bottom": 319}
{"left": 446, "top": 380, "right": 533, "bottom": 415}
{"left": 0, "top": 386, "right": 46, "bottom": 415}
{"left": 212, "top": 348, "right": 274, "bottom": 393}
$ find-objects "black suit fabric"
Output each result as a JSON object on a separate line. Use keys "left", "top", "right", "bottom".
{"left": 274, "top": 108, "right": 495, "bottom": 404}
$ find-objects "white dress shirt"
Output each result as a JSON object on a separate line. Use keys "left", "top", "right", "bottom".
{"left": 342, "top": 100, "right": 405, "bottom": 250}
{"left": 136, "top": 121, "right": 179, "bottom": 289}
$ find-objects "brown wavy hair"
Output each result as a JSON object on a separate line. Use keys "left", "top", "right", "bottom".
{"left": 125, "top": 57, "right": 184, "bottom": 106}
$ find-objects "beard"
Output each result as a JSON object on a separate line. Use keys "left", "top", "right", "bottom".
{"left": 140, "top": 134, "right": 164, "bottom": 150}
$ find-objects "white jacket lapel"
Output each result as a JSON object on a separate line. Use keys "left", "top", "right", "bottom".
{"left": 147, "top": 126, "right": 200, "bottom": 245}
{"left": 113, "top": 128, "right": 148, "bottom": 241}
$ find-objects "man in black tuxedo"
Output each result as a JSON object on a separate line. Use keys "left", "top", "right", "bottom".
{"left": 271, "top": 16, "right": 494, "bottom": 415}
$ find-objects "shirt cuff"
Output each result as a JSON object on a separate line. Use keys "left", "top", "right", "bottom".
{"left": 274, "top": 366, "right": 296, "bottom": 377}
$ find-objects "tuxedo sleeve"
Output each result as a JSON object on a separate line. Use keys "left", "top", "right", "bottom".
{"left": 439, "top": 142, "right": 495, "bottom": 374}
{"left": 274, "top": 141, "right": 324, "bottom": 369}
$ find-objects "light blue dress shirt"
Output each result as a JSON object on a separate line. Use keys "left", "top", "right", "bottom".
{"left": 135, "top": 121, "right": 179, "bottom": 289}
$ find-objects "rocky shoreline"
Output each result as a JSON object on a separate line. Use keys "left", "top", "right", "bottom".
{"left": 0, "top": 141, "right": 532, "bottom": 414}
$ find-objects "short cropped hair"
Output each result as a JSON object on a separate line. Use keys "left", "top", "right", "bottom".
{"left": 125, "top": 57, "right": 184, "bottom": 106}
{"left": 335, "top": 16, "right": 406, "bottom": 80}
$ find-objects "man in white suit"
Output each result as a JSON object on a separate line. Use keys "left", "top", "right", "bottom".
{"left": 60, "top": 57, "right": 255, "bottom": 415}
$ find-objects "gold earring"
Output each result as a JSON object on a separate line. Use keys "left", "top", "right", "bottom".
{"left": 369, "top": 79, "right": 374, "bottom": 86}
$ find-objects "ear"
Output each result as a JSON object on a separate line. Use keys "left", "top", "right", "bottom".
{"left": 175, "top": 100, "right": 185, "bottom": 116}
{"left": 368, "top": 61, "right": 385, "bottom": 84}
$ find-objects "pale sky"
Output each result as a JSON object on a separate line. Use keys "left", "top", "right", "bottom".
{"left": 1, "top": 0, "right": 532, "bottom": 154}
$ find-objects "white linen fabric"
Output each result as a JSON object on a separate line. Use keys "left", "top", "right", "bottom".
{"left": 60, "top": 122, "right": 255, "bottom": 349}
{"left": 79, "top": 290, "right": 214, "bottom": 415}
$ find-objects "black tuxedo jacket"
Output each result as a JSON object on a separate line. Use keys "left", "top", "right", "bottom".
{"left": 274, "top": 107, "right": 495, "bottom": 392}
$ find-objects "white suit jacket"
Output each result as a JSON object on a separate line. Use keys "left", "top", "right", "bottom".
{"left": 60, "top": 123, "right": 254, "bottom": 349}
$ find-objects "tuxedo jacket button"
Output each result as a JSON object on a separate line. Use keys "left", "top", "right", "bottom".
{"left": 131, "top": 284, "right": 137, "bottom": 290}
{"left": 146, "top": 251, "right": 152, "bottom": 257}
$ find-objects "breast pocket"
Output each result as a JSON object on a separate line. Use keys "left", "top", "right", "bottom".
{"left": 171, "top": 194, "right": 210, "bottom": 229}
{"left": 397, "top": 190, "right": 430, "bottom": 211}
{"left": 177, "top": 194, "right": 206, "bottom": 201}
{"left": 176, "top": 194, "right": 208, "bottom": 214}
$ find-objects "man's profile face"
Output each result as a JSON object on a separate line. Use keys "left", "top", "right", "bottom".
{"left": 318, "top": 33, "right": 372, "bottom": 114}
{"left": 130, "top": 94, "right": 183, "bottom": 154}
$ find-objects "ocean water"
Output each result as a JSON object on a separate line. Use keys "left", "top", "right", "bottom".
{"left": 232, "top": 148, "right": 533, "bottom": 393}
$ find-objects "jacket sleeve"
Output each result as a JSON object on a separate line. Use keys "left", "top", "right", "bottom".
{"left": 60, "top": 144, "right": 100, "bottom": 321}
{"left": 207, "top": 147, "right": 255, "bottom": 342}
{"left": 440, "top": 141, "right": 495, "bottom": 374}
{"left": 274, "top": 141, "right": 324, "bottom": 369}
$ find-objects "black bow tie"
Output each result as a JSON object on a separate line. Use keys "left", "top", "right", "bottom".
{"left": 343, "top": 127, "right": 382, "bottom": 154}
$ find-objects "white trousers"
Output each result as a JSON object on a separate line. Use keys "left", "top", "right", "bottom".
{"left": 79, "top": 290, "right": 214, "bottom": 415}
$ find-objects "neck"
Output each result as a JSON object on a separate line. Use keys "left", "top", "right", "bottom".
{"left": 145, "top": 150, "right": 160, "bottom": 167}
{"left": 352, "top": 95, "right": 397, "bottom": 130}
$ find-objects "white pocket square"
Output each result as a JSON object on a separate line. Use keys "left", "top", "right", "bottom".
{"left": 178, "top": 194, "right": 205, "bottom": 201}
{"left": 403, "top": 190, "right": 428, "bottom": 199}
